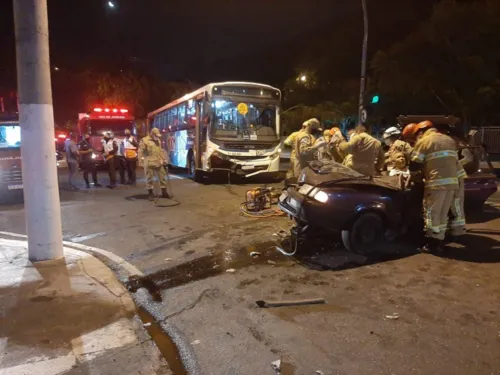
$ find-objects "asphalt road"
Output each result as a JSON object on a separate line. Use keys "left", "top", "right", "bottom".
{"left": 1, "top": 167, "right": 499, "bottom": 375}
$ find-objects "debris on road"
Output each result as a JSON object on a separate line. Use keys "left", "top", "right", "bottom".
{"left": 143, "top": 322, "right": 152, "bottom": 327}
{"left": 164, "top": 258, "right": 172, "bottom": 262}
{"left": 267, "top": 260, "right": 277, "bottom": 265}
{"left": 226, "top": 268, "right": 236, "bottom": 273}
{"left": 385, "top": 313, "right": 400, "bottom": 320}
{"left": 271, "top": 359, "right": 281, "bottom": 372}
{"left": 249, "top": 251, "right": 261, "bottom": 258}
{"left": 256, "top": 298, "right": 326, "bottom": 308}
{"left": 191, "top": 340, "right": 201, "bottom": 345}
{"left": 316, "top": 371, "right": 325, "bottom": 375}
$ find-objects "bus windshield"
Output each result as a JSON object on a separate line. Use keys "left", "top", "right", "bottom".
{"left": 0, "top": 123, "right": 21, "bottom": 149}
{"left": 211, "top": 99, "right": 278, "bottom": 141}
{"left": 88, "top": 119, "right": 133, "bottom": 137}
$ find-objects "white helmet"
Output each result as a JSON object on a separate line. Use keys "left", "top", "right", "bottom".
{"left": 383, "top": 126, "right": 401, "bottom": 139}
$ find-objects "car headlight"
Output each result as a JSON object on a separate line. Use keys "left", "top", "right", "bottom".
{"left": 92, "top": 153, "right": 97, "bottom": 159}
{"left": 298, "top": 184, "right": 329, "bottom": 203}
{"left": 313, "top": 190, "right": 329, "bottom": 203}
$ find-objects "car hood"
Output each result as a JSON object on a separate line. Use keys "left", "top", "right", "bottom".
{"left": 301, "top": 161, "right": 403, "bottom": 191}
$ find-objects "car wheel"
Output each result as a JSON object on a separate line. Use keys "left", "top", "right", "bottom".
{"left": 341, "top": 212, "right": 385, "bottom": 255}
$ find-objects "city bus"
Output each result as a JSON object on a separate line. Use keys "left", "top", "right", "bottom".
{"left": 147, "top": 81, "right": 282, "bottom": 181}
{"left": 77, "top": 107, "right": 136, "bottom": 168}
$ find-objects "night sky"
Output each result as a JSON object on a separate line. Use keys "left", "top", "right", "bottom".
{"left": 0, "top": 0, "right": 439, "bottom": 86}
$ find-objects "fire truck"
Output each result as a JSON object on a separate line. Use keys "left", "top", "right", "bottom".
{"left": 77, "top": 107, "right": 136, "bottom": 168}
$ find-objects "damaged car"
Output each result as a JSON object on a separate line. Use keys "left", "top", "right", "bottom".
{"left": 278, "top": 161, "right": 423, "bottom": 255}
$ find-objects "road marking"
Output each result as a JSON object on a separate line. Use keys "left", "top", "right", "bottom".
{"left": 67, "top": 232, "right": 107, "bottom": 243}
{"left": 167, "top": 174, "right": 185, "bottom": 180}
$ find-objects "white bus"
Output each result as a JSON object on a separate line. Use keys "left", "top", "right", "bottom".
{"left": 147, "top": 82, "right": 282, "bottom": 181}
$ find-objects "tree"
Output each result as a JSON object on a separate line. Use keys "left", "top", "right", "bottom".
{"left": 371, "top": 0, "right": 500, "bottom": 126}
{"left": 87, "top": 71, "right": 151, "bottom": 117}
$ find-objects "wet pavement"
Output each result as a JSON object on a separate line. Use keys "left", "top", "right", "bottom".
{"left": 1, "top": 168, "right": 500, "bottom": 374}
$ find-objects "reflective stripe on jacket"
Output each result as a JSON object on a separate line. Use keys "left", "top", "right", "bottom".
{"left": 339, "top": 132, "right": 385, "bottom": 176}
{"left": 411, "top": 128, "right": 459, "bottom": 190}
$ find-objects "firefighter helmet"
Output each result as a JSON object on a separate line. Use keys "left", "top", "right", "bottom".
{"left": 383, "top": 126, "right": 401, "bottom": 139}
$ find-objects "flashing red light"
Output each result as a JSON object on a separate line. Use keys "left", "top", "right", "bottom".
{"left": 57, "top": 134, "right": 66, "bottom": 139}
{"left": 112, "top": 109, "right": 118, "bottom": 113}
{"left": 120, "top": 109, "right": 128, "bottom": 113}
{"left": 104, "top": 108, "right": 110, "bottom": 113}
{"left": 191, "top": 116, "right": 197, "bottom": 120}
{"left": 54, "top": 138, "right": 58, "bottom": 142}
{"left": 93, "top": 108, "right": 103, "bottom": 112}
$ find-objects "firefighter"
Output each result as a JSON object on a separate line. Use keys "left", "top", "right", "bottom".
{"left": 284, "top": 122, "right": 307, "bottom": 179}
{"left": 139, "top": 127, "right": 170, "bottom": 201}
{"left": 293, "top": 118, "right": 321, "bottom": 177}
{"left": 315, "top": 129, "right": 333, "bottom": 162}
{"left": 328, "top": 127, "right": 346, "bottom": 163}
{"left": 401, "top": 123, "right": 418, "bottom": 146}
{"left": 331, "top": 124, "right": 385, "bottom": 176}
{"left": 382, "top": 126, "right": 413, "bottom": 159}
{"left": 410, "top": 120, "right": 459, "bottom": 253}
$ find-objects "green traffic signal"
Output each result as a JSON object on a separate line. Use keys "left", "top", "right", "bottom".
{"left": 371, "top": 95, "right": 380, "bottom": 104}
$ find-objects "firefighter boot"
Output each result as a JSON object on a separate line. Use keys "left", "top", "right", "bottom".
{"left": 420, "top": 238, "right": 443, "bottom": 254}
{"left": 161, "top": 188, "right": 170, "bottom": 199}
{"left": 148, "top": 189, "right": 155, "bottom": 201}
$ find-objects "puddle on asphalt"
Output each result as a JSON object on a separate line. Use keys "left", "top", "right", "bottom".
{"left": 145, "top": 241, "right": 291, "bottom": 290}
{"left": 137, "top": 307, "right": 188, "bottom": 375}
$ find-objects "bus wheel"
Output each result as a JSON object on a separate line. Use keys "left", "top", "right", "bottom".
{"left": 188, "top": 157, "right": 202, "bottom": 183}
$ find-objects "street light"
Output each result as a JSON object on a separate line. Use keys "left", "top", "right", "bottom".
{"left": 108, "top": 1, "right": 115, "bottom": 8}
{"left": 300, "top": 75, "right": 307, "bottom": 82}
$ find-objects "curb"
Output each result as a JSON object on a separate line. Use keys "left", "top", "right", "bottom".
{"left": 0, "top": 231, "right": 203, "bottom": 375}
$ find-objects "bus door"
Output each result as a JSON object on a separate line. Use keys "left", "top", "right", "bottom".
{"left": 195, "top": 96, "right": 208, "bottom": 170}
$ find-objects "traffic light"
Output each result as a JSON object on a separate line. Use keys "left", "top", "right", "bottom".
{"left": 371, "top": 95, "right": 380, "bottom": 104}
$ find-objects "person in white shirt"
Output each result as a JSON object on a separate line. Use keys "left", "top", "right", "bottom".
{"left": 122, "top": 129, "right": 139, "bottom": 184}
{"left": 389, "top": 152, "right": 410, "bottom": 177}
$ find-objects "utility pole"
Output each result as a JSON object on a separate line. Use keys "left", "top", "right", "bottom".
{"left": 13, "top": 0, "right": 63, "bottom": 261}
{"left": 358, "top": 0, "right": 369, "bottom": 124}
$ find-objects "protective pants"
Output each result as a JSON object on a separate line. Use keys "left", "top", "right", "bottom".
{"left": 449, "top": 178, "right": 466, "bottom": 236}
{"left": 67, "top": 160, "right": 79, "bottom": 188}
{"left": 125, "top": 158, "right": 137, "bottom": 184}
{"left": 146, "top": 166, "right": 167, "bottom": 190}
{"left": 286, "top": 152, "right": 297, "bottom": 179}
{"left": 423, "top": 189, "right": 456, "bottom": 240}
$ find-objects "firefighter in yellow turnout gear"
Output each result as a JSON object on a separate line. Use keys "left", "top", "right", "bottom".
{"left": 139, "top": 128, "right": 170, "bottom": 201}
{"left": 284, "top": 123, "right": 306, "bottom": 179}
{"left": 410, "top": 121, "right": 459, "bottom": 252}
{"left": 293, "top": 118, "right": 321, "bottom": 178}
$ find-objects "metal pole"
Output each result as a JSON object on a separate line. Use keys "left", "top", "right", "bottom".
{"left": 358, "top": 0, "right": 369, "bottom": 124}
{"left": 13, "top": 0, "right": 63, "bottom": 261}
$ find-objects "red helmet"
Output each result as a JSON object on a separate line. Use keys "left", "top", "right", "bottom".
{"left": 402, "top": 123, "right": 417, "bottom": 139}
{"left": 414, "top": 120, "right": 434, "bottom": 135}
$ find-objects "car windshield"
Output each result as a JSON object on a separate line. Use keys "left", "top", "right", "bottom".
{"left": 89, "top": 120, "right": 133, "bottom": 137}
{"left": 210, "top": 99, "right": 278, "bottom": 141}
{"left": 0, "top": 123, "right": 21, "bottom": 149}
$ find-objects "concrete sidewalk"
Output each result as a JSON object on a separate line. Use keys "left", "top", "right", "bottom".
{"left": 0, "top": 238, "right": 171, "bottom": 375}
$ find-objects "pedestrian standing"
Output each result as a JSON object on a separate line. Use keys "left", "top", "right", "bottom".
{"left": 103, "top": 132, "right": 118, "bottom": 189}
{"left": 112, "top": 132, "right": 126, "bottom": 184}
{"left": 64, "top": 133, "right": 80, "bottom": 190}
{"left": 122, "top": 129, "right": 138, "bottom": 184}
{"left": 139, "top": 128, "right": 170, "bottom": 201}
{"left": 78, "top": 133, "right": 102, "bottom": 188}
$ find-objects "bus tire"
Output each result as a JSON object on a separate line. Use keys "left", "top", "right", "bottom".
{"left": 188, "top": 156, "right": 202, "bottom": 183}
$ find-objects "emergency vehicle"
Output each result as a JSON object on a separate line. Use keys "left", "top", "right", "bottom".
{"left": 77, "top": 107, "right": 136, "bottom": 168}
